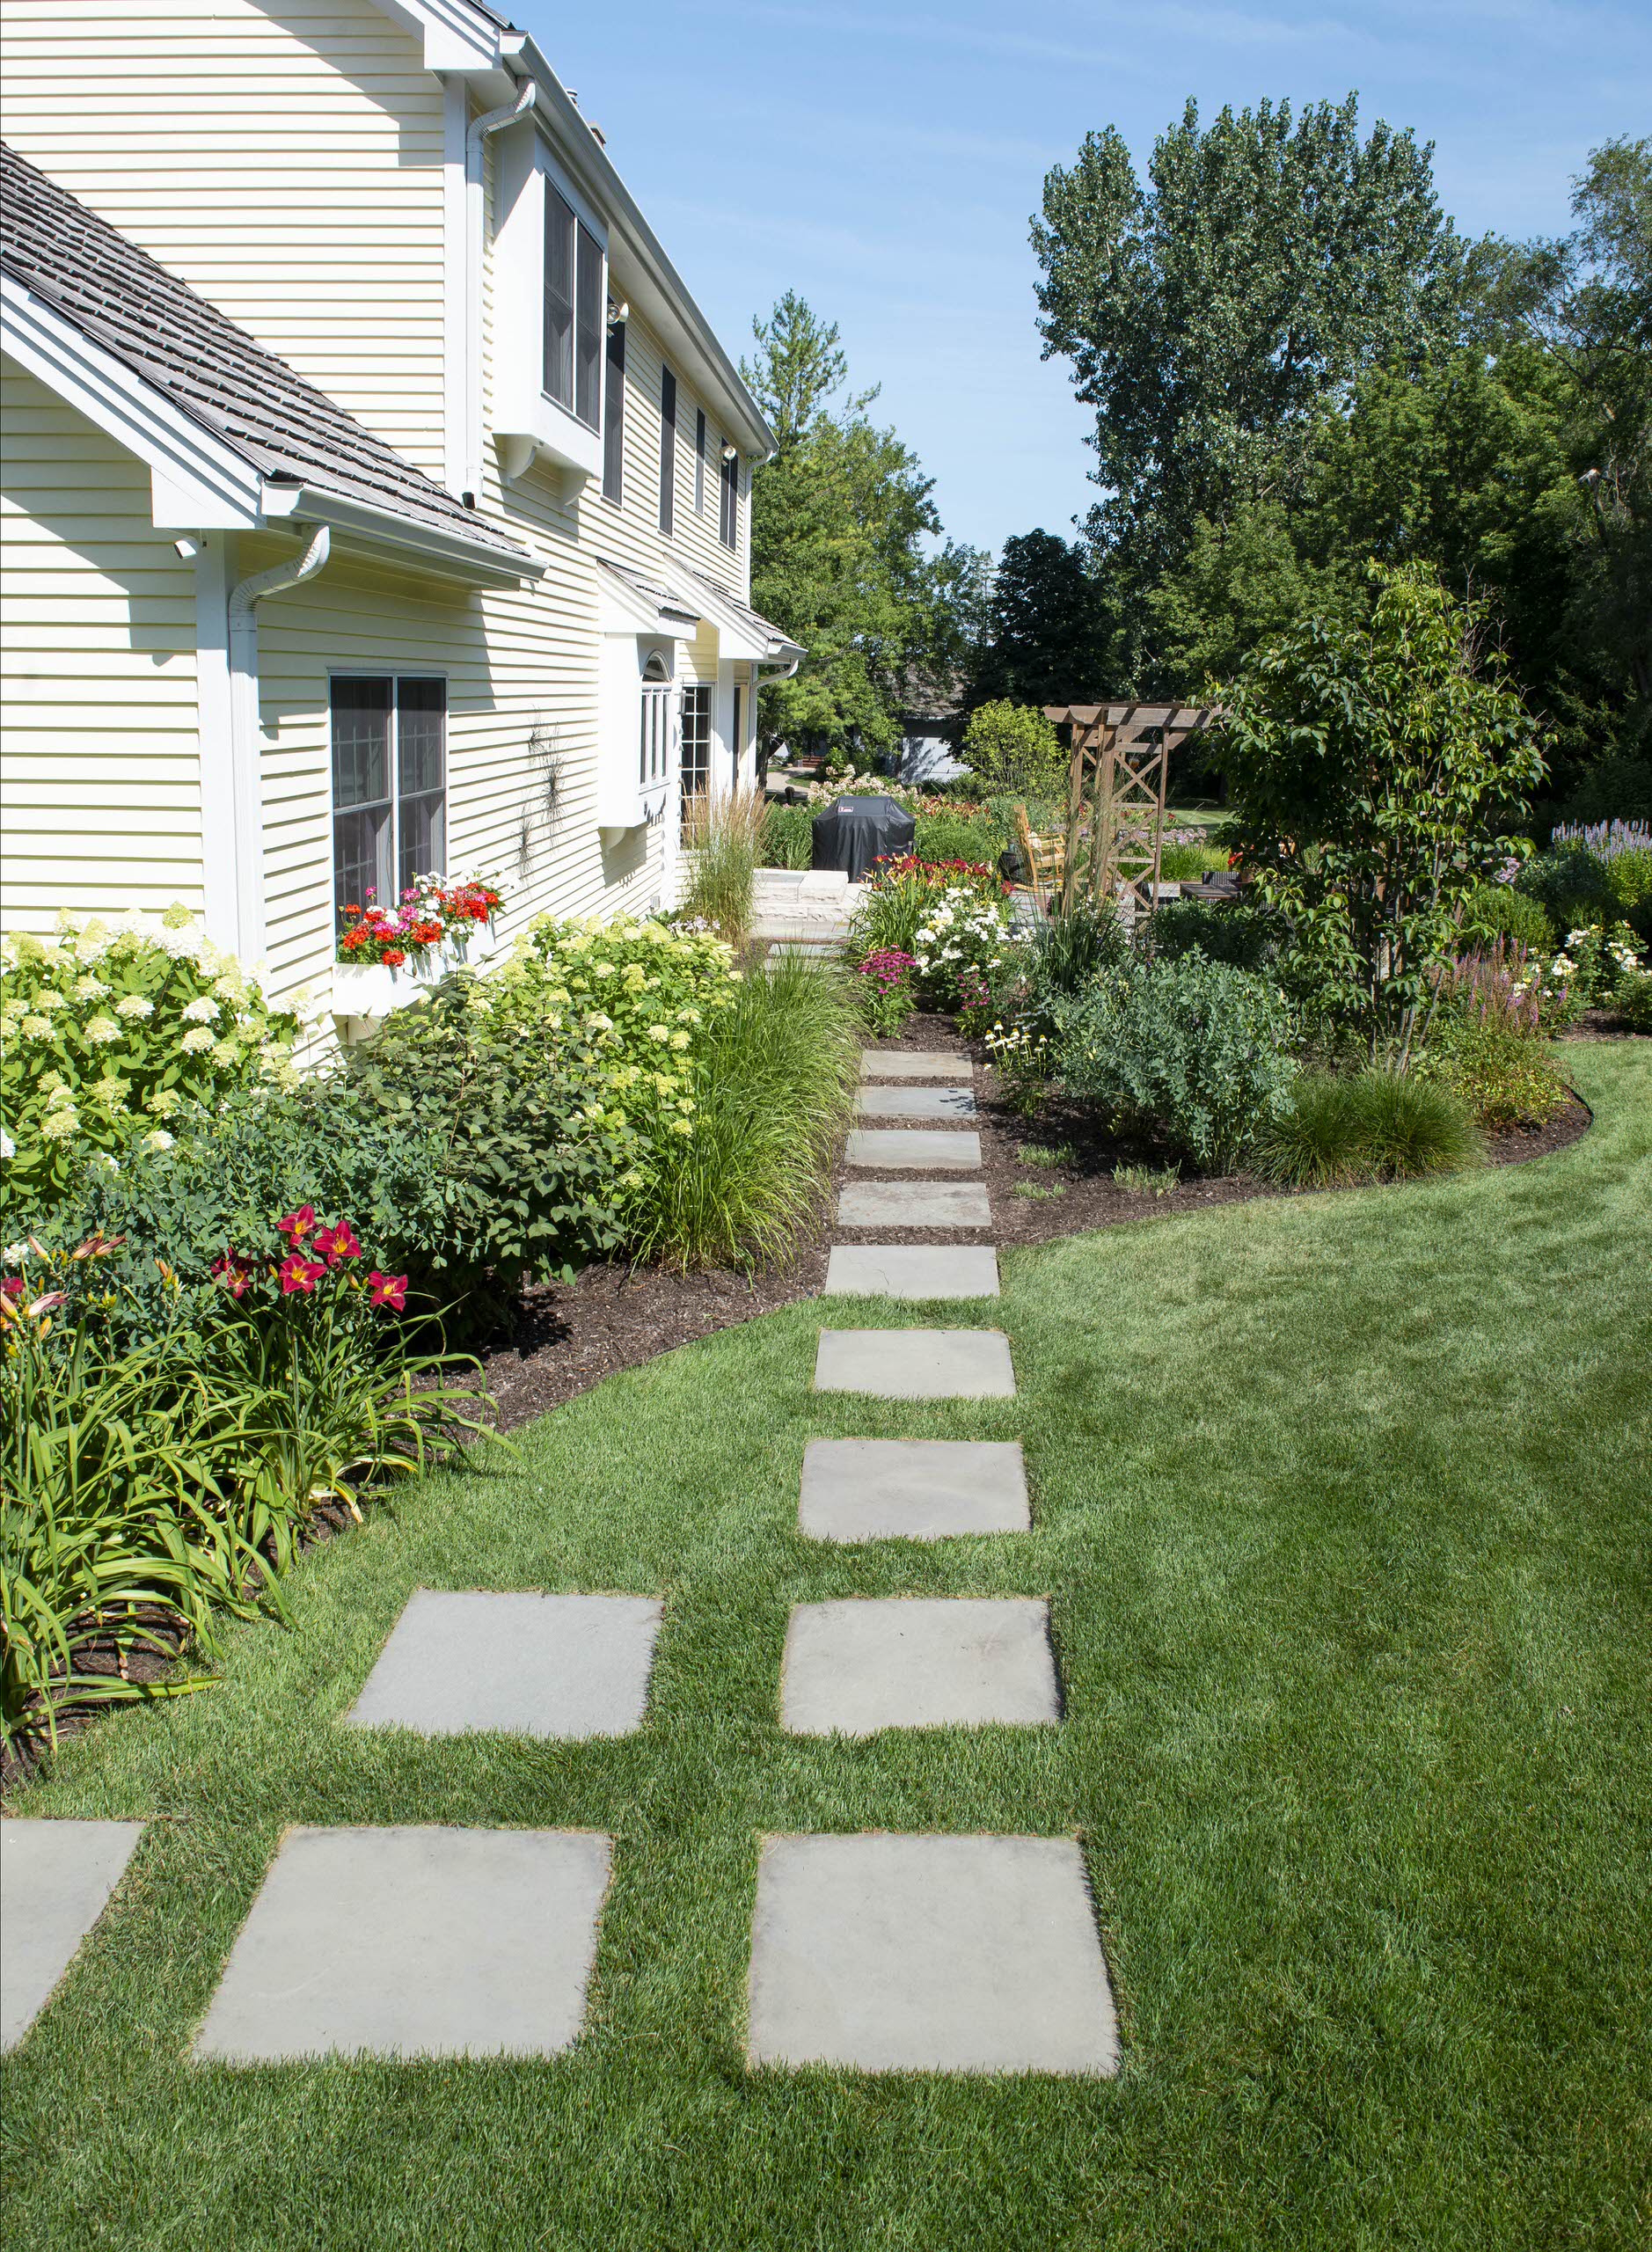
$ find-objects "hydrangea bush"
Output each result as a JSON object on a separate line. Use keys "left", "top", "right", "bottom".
{"left": 1, "top": 908, "right": 297, "bottom": 1211}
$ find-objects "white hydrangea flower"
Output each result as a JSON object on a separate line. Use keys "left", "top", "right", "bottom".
{"left": 74, "top": 975, "right": 111, "bottom": 1000}
{"left": 84, "top": 1014, "right": 123, "bottom": 1044}
{"left": 20, "top": 1015, "right": 52, "bottom": 1040}
{"left": 179, "top": 1026, "right": 216, "bottom": 1053}
{"left": 40, "top": 1107, "right": 79, "bottom": 1141}
{"left": 180, "top": 996, "right": 221, "bottom": 1023}
{"left": 0, "top": 1134, "right": 14, "bottom": 1163}
{"left": 143, "top": 1129, "right": 175, "bottom": 1152}
{"left": 116, "top": 993, "right": 155, "bottom": 1019}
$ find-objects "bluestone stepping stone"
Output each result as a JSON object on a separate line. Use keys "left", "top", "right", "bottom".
{"left": 194, "top": 1826, "right": 610, "bottom": 2062}
{"left": 815, "top": 1328, "right": 1015, "bottom": 1399}
{"left": 1, "top": 1819, "right": 144, "bottom": 2051}
{"left": 845, "top": 1129, "right": 982, "bottom": 1171}
{"left": 782, "top": 1599, "right": 1058, "bottom": 1735}
{"left": 746, "top": 1834, "right": 1119, "bottom": 2075}
{"left": 825, "top": 1246, "right": 1000, "bottom": 1300}
{"left": 345, "top": 1590, "right": 662, "bottom": 1739}
{"left": 799, "top": 1438, "right": 1031, "bottom": 1543}
{"left": 855, "top": 1085, "right": 976, "bottom": 1121}
{"left": 837, "top": 1180, "right": 992, "bottom": 1229}
{"left": 861, "top": 1050, "right": 971, "bottom": 1078}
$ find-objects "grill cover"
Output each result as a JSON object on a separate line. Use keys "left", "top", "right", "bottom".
{"left": 810, "top": 793, "right": 917, "bottom": 882}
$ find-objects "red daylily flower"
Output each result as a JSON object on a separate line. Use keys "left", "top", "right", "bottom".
{"left": 279, "top": 1254, "right": 326, "bottom": 1295}
{"left": 1, "top": 1276, "right": 23, "bottom": 1303}
{"left": 277, "top": 1204, "right": 317, "bottom": 1244}
{"left": 210, "top": 1250, "right": 253, "bottom": 1299}
{"left": 315, "top": 1219, "right": 362, "bottom": 1266}
{"left": 367, "top": 1269, "right": 408, "bottom": 1312}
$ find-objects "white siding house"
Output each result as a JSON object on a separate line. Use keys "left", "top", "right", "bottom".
{"left": 0, "top": 0, "right": 800, "bottom": 1029}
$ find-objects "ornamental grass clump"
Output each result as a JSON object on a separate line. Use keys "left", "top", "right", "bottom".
{"left": 679, "top": 786, "right": 766, "bottom": 943}
{"left": 632, "top": 953, "right": 861, "bottom": 1272}
{"left": 0, "top": 909, "right": 296, "bottom": 1212}
{"left": 1254, "top": 1071, "right": 1486, "bottom": 1187}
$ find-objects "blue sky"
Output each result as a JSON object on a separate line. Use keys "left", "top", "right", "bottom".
{"left": 520, "top": 1, "right": 1652, "bottom": 558}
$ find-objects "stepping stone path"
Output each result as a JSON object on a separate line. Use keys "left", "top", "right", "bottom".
{"left": 789, "top": 1042, "right": 1118, "bottom": 2073}
{"left": 780, "top": 1598, "right": 1059, "bottom": 1735}
{"left": 195, "top": 1826, "right": 610, "bottom": 2062}
{"left": 14, "top": 1041, "right": 1116, "bottom": 2081}
{"left": 1, "top": 1819, "right": 144, "bottom": 2050}
{"left": 346, "top": 1590, "right": 663, "bottom": 1740}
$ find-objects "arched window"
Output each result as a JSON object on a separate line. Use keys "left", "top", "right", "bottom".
{"left": 640, "top": 651, "right": 671, "bottom": 787}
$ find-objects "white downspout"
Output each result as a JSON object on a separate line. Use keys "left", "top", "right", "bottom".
{"left": 226, "top": 524, "right": 332, "bottom": 965}
{"left": 464, "top": 77, "right": 537, "bottom": 502}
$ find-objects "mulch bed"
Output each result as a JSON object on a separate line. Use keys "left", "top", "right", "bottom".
{"left": 479, "top": 1013, "right": 1595, "bottom": 1429}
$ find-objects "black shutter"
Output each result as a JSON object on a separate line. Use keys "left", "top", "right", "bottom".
{"left": 603, "top": 318, "right": 625, "bottom": 502}
{"left": 659, "top": 366, "right": 676, "bottom": 537}
{"left": 574, "top": 221, "right": 602, "bottom": 428}
{"left": 695, "top": 409, "right": 706, "bottom": 513}
{"left": 720, "top": 446, "right": 740, "bottom": 549}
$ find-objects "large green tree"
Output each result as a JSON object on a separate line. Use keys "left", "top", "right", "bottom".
{"left": 741, "top": 294, "right": 984, "bottom": 766}
{"left": 967, "top": 529, "right": 1114, "bottom": 711}
{"left": 1033, "top": 93, "right": 1468, "bottom": 676}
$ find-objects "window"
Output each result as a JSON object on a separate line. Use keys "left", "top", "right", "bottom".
{"left": 659, "top": 365, "right": 676, "bottom": 537}
{"left": 332, "top": 676, "right": 447, "bottom": 918}
{"left": 681, "top": 683, "right": 713, "bottom": 800}
{"left": 639, "top": 652, "right": 672, "bottom": 789}
{"left": 694, "top": 409, "right": 706, "bottom": 514}
{"left": 544, "top": 183, "right": 603, "bottom": 429}
{"left": 603, "top": 316, "right": 625, "bottom": 503}
{"left": 719, "top": 444, "right": 740, "bottom": 551}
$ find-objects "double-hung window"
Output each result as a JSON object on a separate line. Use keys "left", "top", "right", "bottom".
{"left": 719, "top": 444, "right": 741, "bottom": 551}
{"left": 659, "top": 366, "right": 676, "bottom": 536}
{"left": 332, "top": 676, "right": 447, "bottom": 917}
{"left": 680, "top": 683, "right": 713, "bottom": 800}
{"left": 544, "top": 183, "right": 603, "bottom": 428}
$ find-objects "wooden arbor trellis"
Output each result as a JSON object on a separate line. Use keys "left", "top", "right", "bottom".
{"left": 1042, "top": 703, "right": 1220, "bottom": 917}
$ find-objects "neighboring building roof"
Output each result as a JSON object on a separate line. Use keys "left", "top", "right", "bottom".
{"left": 0, "top": 141, "right": 530, "bottom": 566}
{"left": 683, "top": 568, "right": 806, "bottom": 662}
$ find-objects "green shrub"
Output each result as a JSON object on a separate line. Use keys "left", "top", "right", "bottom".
{"left": 961, "top": 700, "right": 1064, "bottom": 793}
{"left": 760, "top": 801, "right": 814, "bottom": 868}
{"left": 1615, "top": 972, "right": 1652, "bottom": 1033}
{"left": 912, "top": 885, "right": 1014, "bottom": 1013}
{"left": 1517, "top": 843, "right": 1615, "bottom": 929}
{"left": 1159, "top": 842, "right": 1229, "bottom": 881}
{"left": 1605, "top": 848, "right": 1652, "bottom": 937}
{"left": 1414, "top": 1020, "right": 1571, "bottom": 1130}
{"left": 1254, "top": 1071, "right": 1483, "bottom": 1186}
{"left": 912, "top": 811, "right": 1003, "bottom": 866}
{"left": 1053, "top": 955, "right": 1298, "bottom": 1172}
{"left": 0, "top": 910, "right": 296, "bottom": 1213}
{"left": 631, "top": 954, "right": 861, "bottom": 1271}
{"left": 1151, "top": 898, "right": 1281, "bottom": 972}
{"left": 1461, "top": 884, "right": 1554, "bottom": 954}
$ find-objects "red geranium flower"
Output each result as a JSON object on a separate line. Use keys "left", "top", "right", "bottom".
{"left": 279, "top": 1253, "right": 325, "bottom": 1295}
{"left": 367, "top": 1269, "right": 408, "bottom": 1312}
{"left": 383, "top": 947, "right": 406, "bottom": 969}
{"left": 315, "top": 1219, "right": 362, "bottom": 1266}
{"left": 277, "top": 1204, "right": 317, "bottom": 1244}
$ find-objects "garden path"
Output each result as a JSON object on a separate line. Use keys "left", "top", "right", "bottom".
{"left": 3, "top": 1049, "right": 1117, "bottom": 2077}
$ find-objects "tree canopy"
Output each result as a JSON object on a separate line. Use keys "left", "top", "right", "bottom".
{"left": 967, "top": 530, "right": 1113, "bottom": 710}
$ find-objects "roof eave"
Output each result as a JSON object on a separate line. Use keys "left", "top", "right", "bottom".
{"left": 260, "top": 482, "right": 542, "bottom": 588}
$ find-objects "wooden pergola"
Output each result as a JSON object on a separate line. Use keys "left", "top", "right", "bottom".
{"left": 1042, "top": 703, "right": 1220, "bottom": 917}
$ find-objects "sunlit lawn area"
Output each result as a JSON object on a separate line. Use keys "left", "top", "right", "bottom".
{"left": 3, "top": 1045, "right": 1648, "bottom": 2250}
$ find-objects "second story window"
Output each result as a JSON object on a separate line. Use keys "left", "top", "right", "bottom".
{"left": 544, "top": 183, "right": 603, "bottom": 429}
{"left": 659, "top": 367, "right": 676, "bottom": 537}
{"left": 719, "top": 444, "right": 741, "bottom": 552}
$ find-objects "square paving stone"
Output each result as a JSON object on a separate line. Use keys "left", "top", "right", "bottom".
{"left": 861, "top": 1050, "right": 972, "bottom": 1079}
{"left": 194, "top": 1826, "right": 610, "bottom": 2062}
{"left": 837, "top": 1181, "right": 993, "bottom": 1229}
{"left": 1, "top": 1819, "right": 144, "bottom": 2051}
{"left": 799, "top": 1438, "right": 1031, "bottom": 1543}
{"left": 746, "top": 1833, "right": 1119, "bottom": 2075}
{"left": 825, "top": 1246, "right": 1000, "bottom": 1300}
{"left": 782, "top": 1599, "right": 1058, "bottom": 1735}
{"left": 855, "top": 1085, "right": 976, "bottom": 1121}
{"left": 845, "top": 1129, "right": 982, "bottom": 1171}
{"left": 815, "top": 1328, "right": 1015, "bottom": 1399}
{"left": 344, "top": 1590, "right": 662, "bottom": 1739}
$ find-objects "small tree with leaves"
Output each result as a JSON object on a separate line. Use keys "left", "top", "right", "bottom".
{"left": 1219, "top": 563, "right": 1545, "bottom": 1055}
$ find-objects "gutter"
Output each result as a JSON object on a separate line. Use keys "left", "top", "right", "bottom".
{"left": 226, "top": 525, "right": 332, "bottom": 963}
{"left": 259, "top": 481, "right": 542, "bottom": 586}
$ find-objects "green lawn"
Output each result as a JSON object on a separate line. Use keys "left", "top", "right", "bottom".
{"left": 4, "top": 1047, "right": 1648, "bottom": 2251}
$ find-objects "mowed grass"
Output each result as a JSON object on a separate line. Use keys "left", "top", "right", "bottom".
{"left": 3, "top": 1047, "right": 1648, "bottom": 2251}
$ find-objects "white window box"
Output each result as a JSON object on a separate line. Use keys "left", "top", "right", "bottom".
{"left": 331, "top": 925, "right": 500, "bottom": 1027}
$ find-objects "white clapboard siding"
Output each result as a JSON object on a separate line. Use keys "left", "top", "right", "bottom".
{"left": 0, "top": 0, "right": 448, "bottom": 479}
{"left": 0, "top": 357, "right": 204, "bottom": 931}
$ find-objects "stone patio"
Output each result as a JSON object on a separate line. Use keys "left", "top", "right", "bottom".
{"left": 746, "top": 1833, "right": 1120, "bottom": 2074}
{"left": 345, "top": 1590, "right": 662, "bottom": 1739}
{"left": 194, "top": 1825, "right": 611, "bottom": 2062}
{"left": 780, "top": 1598, "right": 1059, "bottom": 1735}
{"left": 798, "top": 1437, "right": 1031, "bottom": 1543}
{"left": 0, "top": 1818, "right": 144, "bottom": 2051}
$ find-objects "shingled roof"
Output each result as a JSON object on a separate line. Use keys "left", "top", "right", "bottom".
{"left": 0, "top": 141, "right": 531, "bottom": 567}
